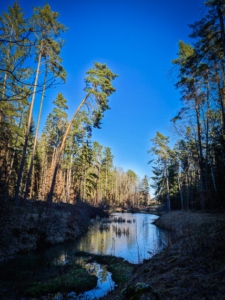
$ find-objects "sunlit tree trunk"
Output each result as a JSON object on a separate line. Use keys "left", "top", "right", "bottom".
{"left": 48, "top": 93, "right": 90, "bottom": 203}
{"left": 15, "top": 46, "right": 43, "bottom": 204}
{"left": 25, "top": 64, "right": 47, "bottom": 200}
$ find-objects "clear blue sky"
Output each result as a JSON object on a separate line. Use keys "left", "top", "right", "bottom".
{"left": 2, "top": 0, "right": 205, "bottom": 187}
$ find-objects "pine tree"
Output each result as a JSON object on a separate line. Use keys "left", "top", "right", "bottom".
{"left": 140, "top": 175, "right": 150, "bottom": 207}
{"left": 48, "top": 62, "right": 118, "bottom": 203}
{"left": 149, "top": 132, "right": 171, "bottom": 211}
{"left": 15, "top": 4, "right": 67, "bottom": 203}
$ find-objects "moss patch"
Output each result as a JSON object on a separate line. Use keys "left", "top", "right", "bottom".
{"left": 0, "top": 254, "right": 97, "bottom": 298}
{"left": 24, "top": 265, "right": 97, "bottom": 297}
{"left": 76, "top": 251, "right": 135, "bottom": 285}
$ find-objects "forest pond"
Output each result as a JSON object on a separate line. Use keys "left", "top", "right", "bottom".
{"left": 75, "top": 212, "right": 168, "bottom": 263}
{"left": 1, "top": 213, "right": 168, "bottom": 299}
{"left": 45, "top": 213, "right": 168, "bottom": 298}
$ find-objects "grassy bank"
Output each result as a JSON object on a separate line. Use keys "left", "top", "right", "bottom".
{"left": 103, "top": 210, "right": 225, "bottom": 299}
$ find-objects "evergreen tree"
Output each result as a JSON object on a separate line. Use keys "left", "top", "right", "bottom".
{"left": 140, "top": 175, "right": 150, "bottom": 207}
{"left": 149, "top": 132, "right": 171, "bottom": 211}
{"left": 48, "top": 62, "right": 118, "bottom": 203}
{"left": 15, "top": 4, "right": 67, "bottom": 203}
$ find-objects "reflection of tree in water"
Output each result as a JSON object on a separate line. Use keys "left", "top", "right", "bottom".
{"left": 75, "top": 259, "right": 109, "bottom": 284}
{"left": 77, "top": 260, "right": 115, "bottom": 299}
{"left": 74, "top": 213, "right": 169, "bottom": 263}
{"left": 112, "top": 225, "right": 130, "bottom": 236}
{"left": 100, "top": 238, "right": 104, "bottom": 254}
{"left": 98, "top": 266, "right": 108, "bottom": 283}
{"left": 111, "top": 237, "right": 115, "bottom": 255}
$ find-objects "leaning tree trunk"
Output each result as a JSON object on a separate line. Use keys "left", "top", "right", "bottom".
{"left": 48, "top": 92, "right": 90, "bottom": 204}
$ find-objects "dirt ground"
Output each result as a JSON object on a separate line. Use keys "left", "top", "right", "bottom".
{"left": 102, "top": 210, "right": 225, "bottom": 300}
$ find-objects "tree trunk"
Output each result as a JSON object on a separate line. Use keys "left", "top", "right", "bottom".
{"left": 6, "top": 111, "right": 23, "bottom": 193}
{"left": 48, "top": 92, "right": 90, "bottom": 203}
{"left": 40, "top": 155, "right": 48, "bottom": 200}
{"left": 216, "top": 70, "right": 225, "bottom": 134}
{"left": 178, "top": 172, "right": 184, "bottom": 210}
{"left": 165, "top": 163, "right": 171, "bottom": 211}
{"left": 217, "top": 0, "right": 225, "bottom": 59}
{"left": 25, "top": 65, "right": 47, "bottom": 200}
{"left": 15, "top": 46, "right": 43, "bottom": 204}
{"left": 194, "top": 91, "right": 205, "bottom": 210}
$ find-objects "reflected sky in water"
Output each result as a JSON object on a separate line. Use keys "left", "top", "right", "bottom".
{"left": 75, "top": 213, "right": 168, "bottom": 263}
{"left": 80, "top": 262, "right": 115, "bottom": 299}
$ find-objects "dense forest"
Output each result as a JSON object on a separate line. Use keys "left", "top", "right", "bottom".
{"left": 1, "top": 1, "right": 225, "bottom": 212}
{"left": 0, "top": 2, "right": 150, "bottom": 208}
{"left": 149, "top": 0, "right": 225, "bottom": 211}
{"left": 1, "top": 1, "right": 225, "bottom": 299}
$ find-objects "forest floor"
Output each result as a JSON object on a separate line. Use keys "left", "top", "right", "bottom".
{"left": 102, "top": 210, "right": 225, "bottom": 300}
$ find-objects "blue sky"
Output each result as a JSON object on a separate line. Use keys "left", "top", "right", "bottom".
{"left": 2, "top": 0, "right": 205, "bottom": 190}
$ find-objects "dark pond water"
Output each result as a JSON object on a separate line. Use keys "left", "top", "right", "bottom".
{"left": 75, "top": 212, "right": 168, "bottom": 263}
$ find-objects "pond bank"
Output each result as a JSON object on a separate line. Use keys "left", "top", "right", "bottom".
{"left": 0, "top": 250, "right": 134, "bottom": 299}
{"left": 0, "top": 199, "right": 108, "bottom": 262}
{"left": 102, "top": 210, "right": 225, "bottom": 299}
{"left": 2, "top": 207, "right": 225, "bottom": 299}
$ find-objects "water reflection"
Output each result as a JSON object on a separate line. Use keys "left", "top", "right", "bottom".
{"left": 80, "top": 262, "right": 115, "bottom": 299}
{"left": 75, "top": 213, "right": 168, "bottom": 263}
{"left": 52, "top": 256, "right": 115, "bottom": 299}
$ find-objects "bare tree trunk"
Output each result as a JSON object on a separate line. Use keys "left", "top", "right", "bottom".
{"left": 6, "top": 112, "right": 23, "bottom": 192}
{"left": 15, "top": 47, "right": 43, "bottom": 204}
{"left": 83, "top": 168, "right": 87, "bottom": 200}
{"left": 204, "top": 77, "right": 210, "bottom": 191}
{"left": 209, "top": 154, "right": 218, "bottom": 195}
{"left": 178, "top": 172, "right": 184, "bottom": 210}
{"left": 29, "top": 165, "right": 35, "bottom": 199}
{"left": 25, "top": 65, "right": 47, "bottom": 200}
{"left": 105, "top": 164, "right": 108, "bottom": 198}
{"left": 165, "top": 163, "right": 171, "bottom": 211}
{"left": 216, "top": 70, "right": 225, "bottom": 135}
{"left": 66, "top": 154, "right": 72, "bottom": 203}
{"left": 0, "top": 42, "right": 10, "bottom": 123}
{"left": 40, "top": 155, "right": 48, "bottom": 200}
{"left": 194, "top": 91, "right": 205, "bottom": 210}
